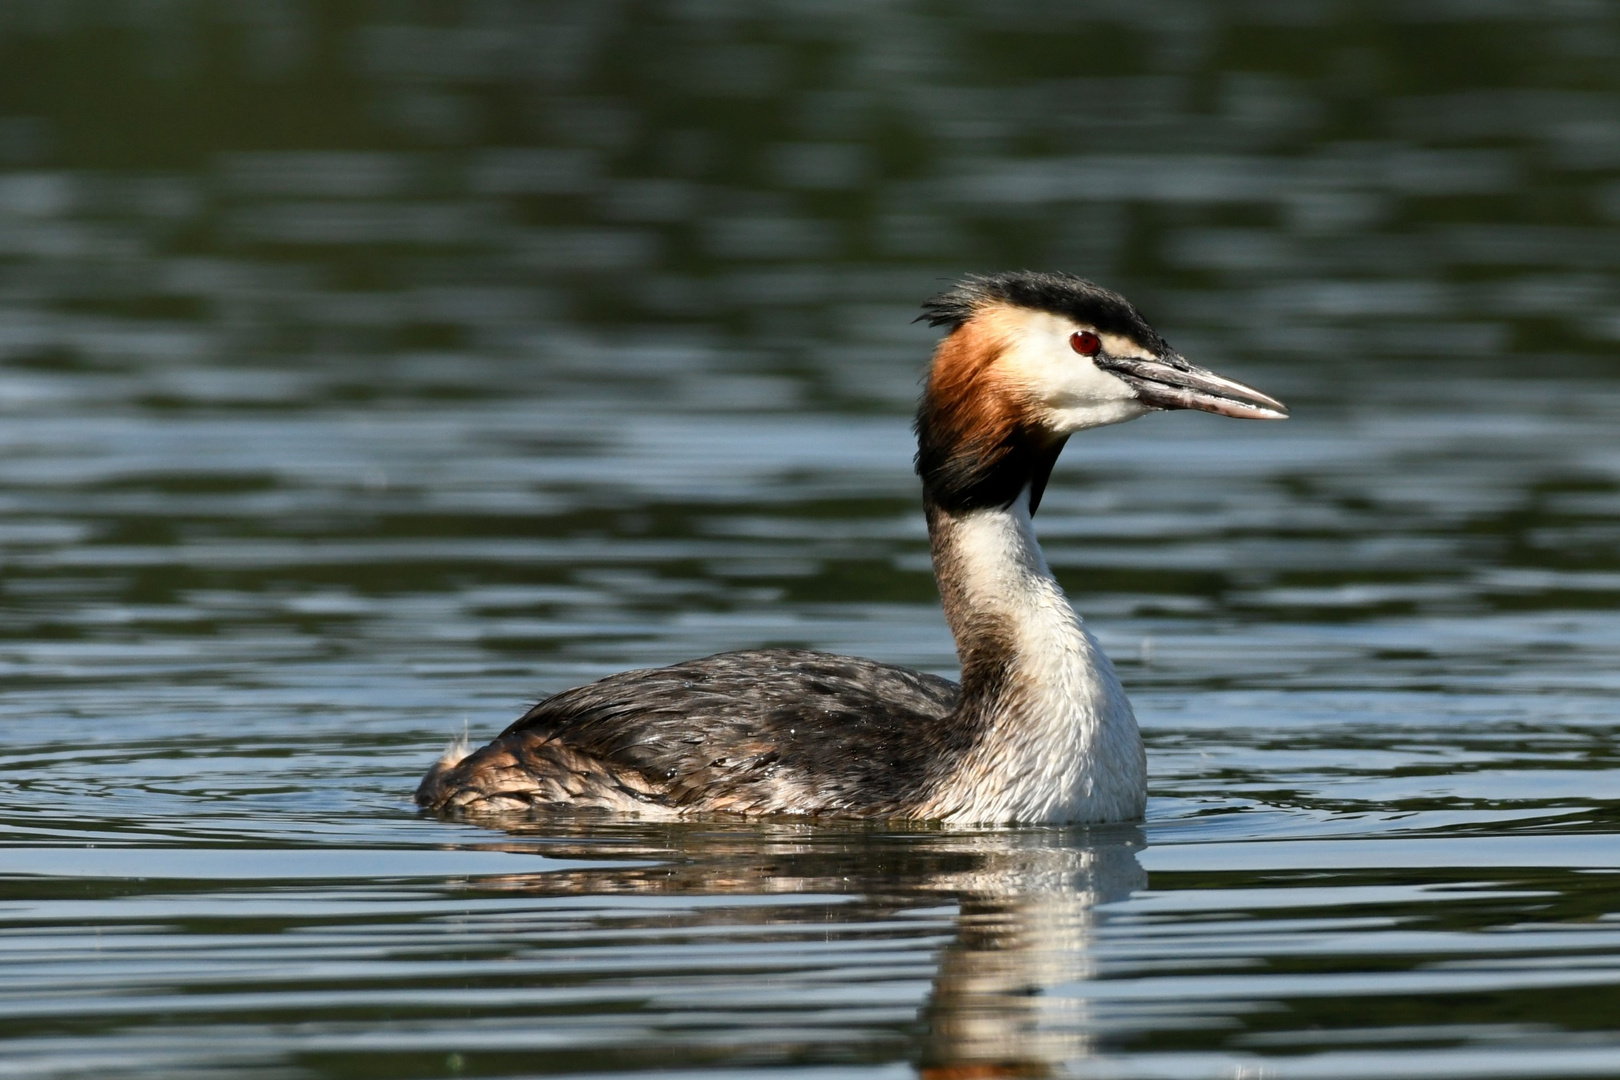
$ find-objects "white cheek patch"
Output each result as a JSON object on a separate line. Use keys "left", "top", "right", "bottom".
{"left": 994, "top": 310, "right": 1152, "bottom": 432}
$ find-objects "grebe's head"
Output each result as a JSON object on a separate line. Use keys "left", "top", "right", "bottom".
{"left": 915, "top": 271, "right": 1287, "bottom": 513}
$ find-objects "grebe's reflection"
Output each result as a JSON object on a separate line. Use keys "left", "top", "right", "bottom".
{"left": 452, "top": 819, "right": 1146, "bottom": 1076}
{"left": 916, "top": 831, "right": 1144, "bottom": 1077}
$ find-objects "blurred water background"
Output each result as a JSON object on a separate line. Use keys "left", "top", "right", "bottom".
{"left": 2, "top": 1, "right": 1620, "bottom": 1077}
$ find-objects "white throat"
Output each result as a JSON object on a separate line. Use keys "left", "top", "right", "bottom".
{"left": 923, "top": 488, "right": 1146, "bottom": 825}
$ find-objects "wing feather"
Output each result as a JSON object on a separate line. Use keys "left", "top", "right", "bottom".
{"left": 419, "top": 649, "right": 965, "bottom": 816}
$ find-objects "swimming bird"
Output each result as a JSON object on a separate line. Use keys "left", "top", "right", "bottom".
{"left": 416, "top": 271, "right": 1287, "bottom": 824}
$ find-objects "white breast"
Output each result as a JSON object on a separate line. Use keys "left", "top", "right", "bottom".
{"left": 922, "top": 489, "right": 1146, "bottom": 824}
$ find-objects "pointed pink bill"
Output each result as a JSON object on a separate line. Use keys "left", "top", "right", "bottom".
{"left": 1096, "top": 354, "right": 1288, "bottom": 420}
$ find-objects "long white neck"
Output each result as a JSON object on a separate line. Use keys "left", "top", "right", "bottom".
{"left": 919, "top": 488, "right": 1145, "bottom": 824}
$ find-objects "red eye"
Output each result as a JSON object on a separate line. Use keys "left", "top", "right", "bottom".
{"left": 1070, "top": 331, "right": 1102, "bottom": 356}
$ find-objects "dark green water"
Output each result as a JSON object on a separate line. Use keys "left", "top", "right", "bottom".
{"left": 2, "top": 2, "right": 1619, "bottom": 1077}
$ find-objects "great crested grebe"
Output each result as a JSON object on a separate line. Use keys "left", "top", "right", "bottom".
{"left": 416, "top": 271, "right": 1287, "bottom": 824}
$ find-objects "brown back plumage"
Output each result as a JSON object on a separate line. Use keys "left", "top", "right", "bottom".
{"left": 416, "top": 649, "right": 969, "bottom": 817}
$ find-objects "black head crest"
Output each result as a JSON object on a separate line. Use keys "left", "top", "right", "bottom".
{"left": 919, "top": 270, "right": 1171, "bottom": 358}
